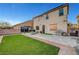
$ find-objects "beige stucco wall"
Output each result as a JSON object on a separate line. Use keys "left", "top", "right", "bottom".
{"left": 77, "top": 16, "right": 79, "bottom": 24}
{"left": 13, "top": 21, "right": 33, "bottom": 32}
{"left": 33, "top": 6, "right": 68, "bottom": 34}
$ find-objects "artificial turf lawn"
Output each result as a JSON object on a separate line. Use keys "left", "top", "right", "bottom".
{"left": 0, "top": 35, "right": 59, "bottom": 55}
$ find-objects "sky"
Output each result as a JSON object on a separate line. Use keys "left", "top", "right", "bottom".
{"left": 0, "top": 3, "right": 79, "bottom": 25}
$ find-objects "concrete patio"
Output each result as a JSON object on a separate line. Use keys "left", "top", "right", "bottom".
{"left": 0, "top": 36, "right": 3, "bottom": 43}
{"left": 22, "top": 33, "right": 78, "bottom": 55}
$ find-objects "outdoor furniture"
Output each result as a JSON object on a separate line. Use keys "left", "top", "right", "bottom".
{"left": 56, "top": 30, "right": 64, "bottom": 36}
{"left": 61, "top": 32, "right": 68, "bottom": 36}
{"left": 70, "top": 30, "right": 78, "bottom": 37}
{"left": 30, "top": 29, "right": 39, "bottom": 35}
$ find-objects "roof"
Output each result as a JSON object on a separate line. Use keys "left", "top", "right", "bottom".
{"left": 13, "top": 20, "right": 33, "bottom": 27}
{"left": 13, "top": 3, "right": 69, "bottom": 27}
{"left": 33, "top": 3, "right": 69, "bottom": 19}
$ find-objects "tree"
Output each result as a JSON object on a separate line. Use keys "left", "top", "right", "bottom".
{"left": 0, "top": 21, "right": 11, "bottom": 29}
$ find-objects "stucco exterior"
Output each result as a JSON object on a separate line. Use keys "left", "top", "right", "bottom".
{"left": 33, "top": 4, "right": 69, "bottom": 34}
{"left": 13, "top": 20, "right": 33, "bottom": 32}
{"left": 77, "top": 15, "right": 79, "bottom": 24}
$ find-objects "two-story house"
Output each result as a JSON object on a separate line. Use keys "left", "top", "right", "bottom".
{"left": 33, "top": 4, "right": 69, "bottom": 34}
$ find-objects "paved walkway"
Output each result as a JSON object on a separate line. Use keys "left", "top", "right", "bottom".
{"left": 0, "top": 36, "right": 3, "bottom": 43}
{"left": 22, "top": 33, "right": 77, "bottom": 55}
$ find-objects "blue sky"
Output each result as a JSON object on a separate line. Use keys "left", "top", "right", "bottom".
{"left": 0, "top": 3, "right": 79, "bottom": 25}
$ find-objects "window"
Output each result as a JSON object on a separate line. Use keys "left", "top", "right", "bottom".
{"left": 50, "top": 24, "right": 57, "bottom": 31}
{"left": 36, "top": 26, "right": 39, "bottom": 30}
{"left": 67, "top": 24, "right": 70, "bottom": 26}
{"left": 59, "top": 9, "right": 64, "bottom": 16}
{"left": 46, "top": 15, "right": 49, "bottom": 19}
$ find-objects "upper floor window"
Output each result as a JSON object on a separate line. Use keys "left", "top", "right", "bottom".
{"left": 59, "top": 9, "right": 64, "bottom": 16}
{"left": 46, "top": 14, "right": 49, "bottom": 20}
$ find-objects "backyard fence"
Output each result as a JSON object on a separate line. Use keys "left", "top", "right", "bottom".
{"left": 0, "top": 29, "right": 20, "bottom": 35}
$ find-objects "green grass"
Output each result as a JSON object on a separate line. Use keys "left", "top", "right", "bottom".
{"left": 0, "top": 34, "right": 59, "bottom": 55}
